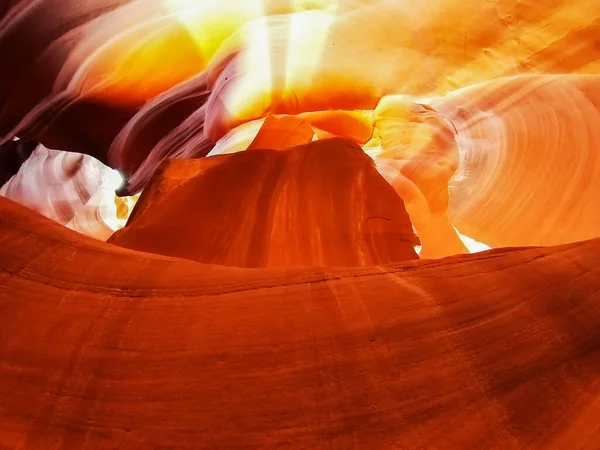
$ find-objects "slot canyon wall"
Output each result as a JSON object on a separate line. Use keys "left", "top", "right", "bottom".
{"left": 1, "top": 0, "right": 600, "bottom": 448}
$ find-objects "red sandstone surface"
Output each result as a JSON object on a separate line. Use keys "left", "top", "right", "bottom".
{"left": 108, "top": 139, "right": 419, "bottom": 267}
{"left": 2, "top": 0, "right": 600, "bottom": 448}
{"left": 2, "top": 196, "right": 600, "bottom": 448}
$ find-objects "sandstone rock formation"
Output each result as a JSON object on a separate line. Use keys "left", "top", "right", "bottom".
{"left": 367, "top": 74, "right": 600, "bottom": 248}
{"left": 2, "top": 0, "right": 599, "bottom": 195}
{"left": 1, "top": 0, "right": 600, "bottom": 447}
{"left": 435, "top": 74, "right": 600, "bottom": 247}
{"left": 0, "top": 145, "right": 137, "bottom": 240}
{"left": 109, "top": 138, "right": 420, "bottom": 266}
{"left": 2, "top": 195, "right": 600, "bottom": 448}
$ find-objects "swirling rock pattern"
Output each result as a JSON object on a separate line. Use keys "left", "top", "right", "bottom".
{"left": 1, "top": 0, "right": 599, "bottom": 194}
{"left": 1, "top": 1, "right": 600, "bottom": 446}
{"left": 2, "top": 195, "right": 600, "bottom": 448}
{"left": 199, "top": 0, "right": 600, "bottom": 141}
{"left": 362, "top": 74, "right": 600, "bottom": 249}
{"left": 0, "top": 145, "right": 137, "bottom": 240}
{"left": 431, "top": 74, "right": 600, "bottom": 247}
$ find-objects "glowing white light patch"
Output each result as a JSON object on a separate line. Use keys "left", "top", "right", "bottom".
{"left": 108, "top": 170, "right": 125, "bottom": 191}
{"left": 456, "top": 230, "right": 492, "bottom": 253}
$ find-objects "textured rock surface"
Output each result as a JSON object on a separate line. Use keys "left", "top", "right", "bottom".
{"left": 0, "top": 145, "right": 137, "bottom": 240}
{"left": 434, "top": 74, "right": 600, "bottom": 247}
{"left": 1, "top": 1, "right": 600, "bottom": 446}
{"left": 2, "top": 196, "right": 600, "bottom": 448}
{"left": 1, "top": 0, "right": 599, "bottom": 192}
{"left": 200, "top": 0, "right": 600, "bottom": 141}
{"left": 109, "top": 138, "right": 420, "bottom": 266}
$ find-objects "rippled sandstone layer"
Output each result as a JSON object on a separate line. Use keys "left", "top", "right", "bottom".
{"left": 0, "top": 145, "right": 137, "bottom": 240}
{"left": 2, "top": 195, "right": 600, "bottom": 448}
{"left": 436, "top": 74, "right": 600, "bottom": 247}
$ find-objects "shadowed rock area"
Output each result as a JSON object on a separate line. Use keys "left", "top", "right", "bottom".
{"left": 109, "top": 138, "right": 420, "bottom": 267}
{"left": 1, "top": 195, "right": 600, "bottom": 448}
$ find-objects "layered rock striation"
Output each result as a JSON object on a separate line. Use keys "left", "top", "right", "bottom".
{"left": 1, "top": 194, "right": 600, "bottom": 448}
{"left": 109, "top": 138, "right": 420, "bottom": 267}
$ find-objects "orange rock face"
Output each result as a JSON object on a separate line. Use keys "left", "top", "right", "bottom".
{"left": 435, "top": 74, "right": 600, "bottom": 247}
{"left": 2, "top": 196, "right": 600, "bottom": 448}
{"left": 109, "top": 138, "right": 420, "bottom": 267}
{"left": 1, "top": 0, "right": 600, "bottom": 447}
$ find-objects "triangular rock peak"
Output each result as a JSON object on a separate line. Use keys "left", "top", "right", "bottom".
{"left": 109, "top": 138, "right": 420, "bottom": 267}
